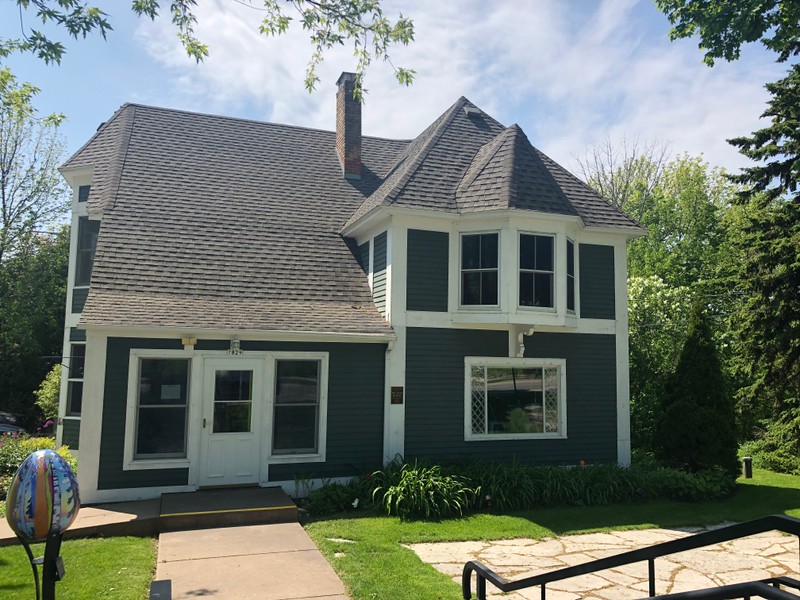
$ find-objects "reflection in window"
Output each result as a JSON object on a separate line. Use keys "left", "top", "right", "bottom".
{"left": 135, "top": 359, "right": 190, "bottom": 458}
{"left": 470, "top": 365, "right": 561, "bottom": 436}
{"left": 273, "top": 360, "right": 320, "bottom": 454}
{"left": 461, "top": 233, "right": 499, "bottom": 305}
{"left": 75, "top": 217, "right": 100, "bottom": 286}
{"left": 213, "top": 370, "right": 253, "bottom": 433}
{"left": 519, "top": 234, "right": 554, "bottom": 308}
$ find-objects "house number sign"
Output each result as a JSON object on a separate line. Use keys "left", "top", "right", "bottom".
{"left": 391, "top": 386, "right": 404, "bottom": 405}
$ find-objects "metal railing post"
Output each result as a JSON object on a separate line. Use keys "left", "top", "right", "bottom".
{"left": 648, "top": 558, "right": 656, "bottom": 596}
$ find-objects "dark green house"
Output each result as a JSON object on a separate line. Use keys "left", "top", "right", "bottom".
{"left": 57, "top": 73, "right": 643, "bottom": 503}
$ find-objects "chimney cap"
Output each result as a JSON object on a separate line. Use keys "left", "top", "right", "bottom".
{"left": 337, "top": 72, "right": 357, "bottom": 86}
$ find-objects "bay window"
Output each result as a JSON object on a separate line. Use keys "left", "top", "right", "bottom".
{"left": 519, "top": 233, "right": 554, "bottom": 308}
{"left": 461, "top": 232, "right": 499, "bottom": 306}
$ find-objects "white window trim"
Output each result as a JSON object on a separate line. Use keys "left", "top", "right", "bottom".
{"left": 459, "top": 230, "right": 501, "bottom": 310}
{"left": 123, "top": 349, "right": 195, "bottom": 471}
{"left": 266, "top": 351, "right": 329, "bottom": 465}
{"left": 65, "top": 342, "right": 86, "bottom": 417}
{"left": 567, "top": 237, "right": 578, "bottom": 316}
{"left": 464, "top": 356, "right": 567, "bottom": 441}
{"left": 517, "top": 231, "right": 557, "bottom": 313}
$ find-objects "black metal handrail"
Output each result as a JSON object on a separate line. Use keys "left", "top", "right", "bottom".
{"left": 462, "top": 514, "right": 800, "bottom": 599}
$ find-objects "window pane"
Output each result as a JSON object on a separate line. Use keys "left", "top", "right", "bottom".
{"left": 276, "top": 361, "right": 319, "bottom": 405}
{"left": 139, "top": 359, "right": 189, "bottom": 406}
{"left": 70, "top": 344, "right": 85, "bottom": 378}
{"left": 66, "top": 381, "right": 82, "bottom": 416}
{"left": 480, "top": 233, "right": 498, "bottom": 268}
{"left": 567, "top": 240, "right": 575, "bottom": 276}
{"left": 215, "top": 370, "right": 252, "bottom": 402}
{"left": 536, "top": 236, "right": 554, "bottom": 271}
{"left": 462, "top": 271, "right": 482, "bottom": 305}
{"left": 462, "top": 235, "right": 480, "bottom": 269}
{"left": 534, "top": 273, "right": 554, "bottom": 307}
{"left": 214, "top": 402, "right": 252, "bottom": 433}
{"left": 470, "top": 366, "right": 487, "bottom": 434}
{"left": 567, "top": 276, "right": 575, "bottom": 312}
{"left": 485, "top": 368, "right": 544, "bottom": 434}
{"left": 273, "top": 406, "right": 318, "bottom": 453}
{"left": 519, "top": 272, "right": 534, "bottom": 306}
{"left": 136, "top": 407, "right": 187, "bottom": 456}
{"left": 75, "top": 218, "right": 100, "bottom": 286}
{"left": 520, "top": 234, "right": 536, "bottom": 270}
{"left": 481, "top": 271, "right": 498, "bottom": 305}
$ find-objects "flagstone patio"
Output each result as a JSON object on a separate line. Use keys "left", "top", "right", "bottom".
{"left": 407, "top": 526, "right": 799, "bottom": 599}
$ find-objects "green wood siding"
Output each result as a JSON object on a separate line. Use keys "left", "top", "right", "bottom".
{"left": 405, "top": 328, "right": 618, "bottom": 465}
{"left": 62, "top": 419, "right": 80, "bottom": 450}
{"left": 71, "top": 288, "right": 89, "bottom": 313}
{"left": 99, "top": 338, "right": 189, "bottom": 490}
{"left": 358, "top": 241, "right": 369, "bottom": 274}
{"left": 579, "top": 244, "right": 616, "bottom": 319}
{"left": 373, "top": 231, "right": 388, "bottom": 316}
{"left": 407, "top": 229, "right": 449, "bottom": 312}
{"left": 69, "top": 327, "right": 86, "bottom": 342}
{"left": 98, "top": 338, "right": 386, "bottom": 490}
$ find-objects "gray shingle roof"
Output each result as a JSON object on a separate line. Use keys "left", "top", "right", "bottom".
{"left": 343, "top": 100, "right": 640, "bottom": 231}
{"left": 63, "top": 97, "right": 640, "bottom": 334}
{"left": 68, "top": 104, "right": 406, "bottom": 335}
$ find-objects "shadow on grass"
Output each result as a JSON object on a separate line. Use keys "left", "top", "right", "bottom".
{"left": 509, "top": 479, "right": 800, "bottom": 536}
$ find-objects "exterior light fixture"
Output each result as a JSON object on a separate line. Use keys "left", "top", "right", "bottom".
{"left": 228, "top": 337, "right": 242, "bottom": 356}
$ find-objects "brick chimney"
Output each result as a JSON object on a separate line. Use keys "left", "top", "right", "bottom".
{"left": 336, "top": 72, "right": 361, "bottom": 180}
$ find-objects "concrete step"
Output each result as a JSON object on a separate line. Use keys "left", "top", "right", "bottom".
{"left": 159, "top": 487, "right": 297, "bottom": 532}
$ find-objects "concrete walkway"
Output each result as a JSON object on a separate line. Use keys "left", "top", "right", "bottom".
{"left": 156, "top": 523, "right": 348, "bottom": 600}
{"left": 409, "top": 527, "right": 799, "bottom": 599}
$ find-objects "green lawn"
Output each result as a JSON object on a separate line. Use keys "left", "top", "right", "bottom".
{"left": 0, "top": 536, "right": 156, "bottom": 599}
{"left": 306, "top": 470, "right": 800, "bottom": 599}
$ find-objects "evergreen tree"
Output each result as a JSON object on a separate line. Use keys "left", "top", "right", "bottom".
{"left": 655, "top": 302, "right": 739, "bottom": 475}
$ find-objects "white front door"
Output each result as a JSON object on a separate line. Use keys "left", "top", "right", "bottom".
{"left": 199, "top": 358, "right": 266, "bottom": 486}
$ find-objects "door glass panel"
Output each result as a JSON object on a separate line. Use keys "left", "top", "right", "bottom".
{"left": 213, "top": 370, "right": 252, "bottom": 433}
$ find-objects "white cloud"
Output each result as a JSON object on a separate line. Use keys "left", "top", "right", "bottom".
{"left": 133, "top": 0, "right": 784, "bottom": 173}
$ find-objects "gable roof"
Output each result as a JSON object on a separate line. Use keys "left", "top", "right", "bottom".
{"left": 67, "top": 103, "right": 406, "bottom": 335}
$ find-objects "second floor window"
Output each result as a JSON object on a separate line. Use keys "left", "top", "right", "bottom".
{"left": 519, "top": 234, "right": 554, "bottom": 308}
{"left": 567, "top": 239, "right": 575, "bottom": 312}
{"left": 461, "top": 233, "right": 498, "bottom": 306}
{"left": 75, "top": 217, "right": 100, "bottom": 286}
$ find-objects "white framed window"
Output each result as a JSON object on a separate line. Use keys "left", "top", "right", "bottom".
{"left": 460, "top": 232, "right": 499, "bottom": 306}
{"left": 519, "top": 233, "right": 555, "bottom": 309}
{"left": 65, "top": 343, "right": 85, "bottom": 416}
{"left": 268, "top": 352, "right": 329, "bottom": 464}
{"left": 567, "top": 238, "right": 576, "bottom": 313}
{"left": 465, "top": 357, "right": 566, "bottom": 441}
{"left": 123, "top": 349, "right": 194, "bottom": 470}
{"left": 75, "top": 217, "right": 100, "bottom": 287}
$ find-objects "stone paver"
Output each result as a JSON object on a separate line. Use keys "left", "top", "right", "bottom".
{"left": 408, "top": 527, "right": 799, "bottom": 599}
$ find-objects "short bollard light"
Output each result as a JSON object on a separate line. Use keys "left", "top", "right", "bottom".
{"left": 6, "top": 449, "right": 80, "bottom": 600}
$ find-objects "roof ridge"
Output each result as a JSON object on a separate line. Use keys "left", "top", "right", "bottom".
{"left": 456, "top": 125, "right": 512, "bottom": 198}
{"left": 108, "top": 105, "right": 138, "bottom": 211}
{"left": 115, "top": 101, "right": 411, "bottom": 143}
{"left": 381, "top": 97, "right": 470, "bottom": 204}
{"left": 60, "top": 103, "right": 132, "bottom": 169}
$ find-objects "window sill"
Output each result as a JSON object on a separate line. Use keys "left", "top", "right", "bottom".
{"left": 466, "top": 433, "right": 566, "bottom": 442}
{"left": 268, "top": 453, "right": 325, "bottom": 464}
{"left": 123, "top": 458, "right": 190, "bottom": 471}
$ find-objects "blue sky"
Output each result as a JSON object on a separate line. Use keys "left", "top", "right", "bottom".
{"left": 0, "top": 0, "right": 785, "bottom": 173}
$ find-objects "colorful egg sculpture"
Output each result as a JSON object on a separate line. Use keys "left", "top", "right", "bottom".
{"left": 5, "top": 449, "right": 80, "bottom": 542}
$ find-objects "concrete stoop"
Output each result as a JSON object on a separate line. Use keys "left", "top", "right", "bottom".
{"left": 159, "top": 487, "right": 298, "bottom": 532}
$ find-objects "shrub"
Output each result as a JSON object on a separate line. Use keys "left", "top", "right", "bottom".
{"left": 655, "top": 303, "right": 739, "bottom": 475}
{"left": 35, "top": 363, "right": 61, "bottom": 421}
{"left": 0, "top": 434, "right": 77, "bottom": 501}
{"left": 740, "top": 408, "right": 800, "bottom": 475}
{"left": 304, "top": 474, "right": 377, "bottom": 517}
{"left": 372, "top": 462, "right": 480, "bottom": 520}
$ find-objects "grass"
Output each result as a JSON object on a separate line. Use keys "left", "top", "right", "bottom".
{"left": 306, "top": 469, "right": 800, "bottom": 599}
{"left": 0, "top": 536, "right": 157, "bottom": 599}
